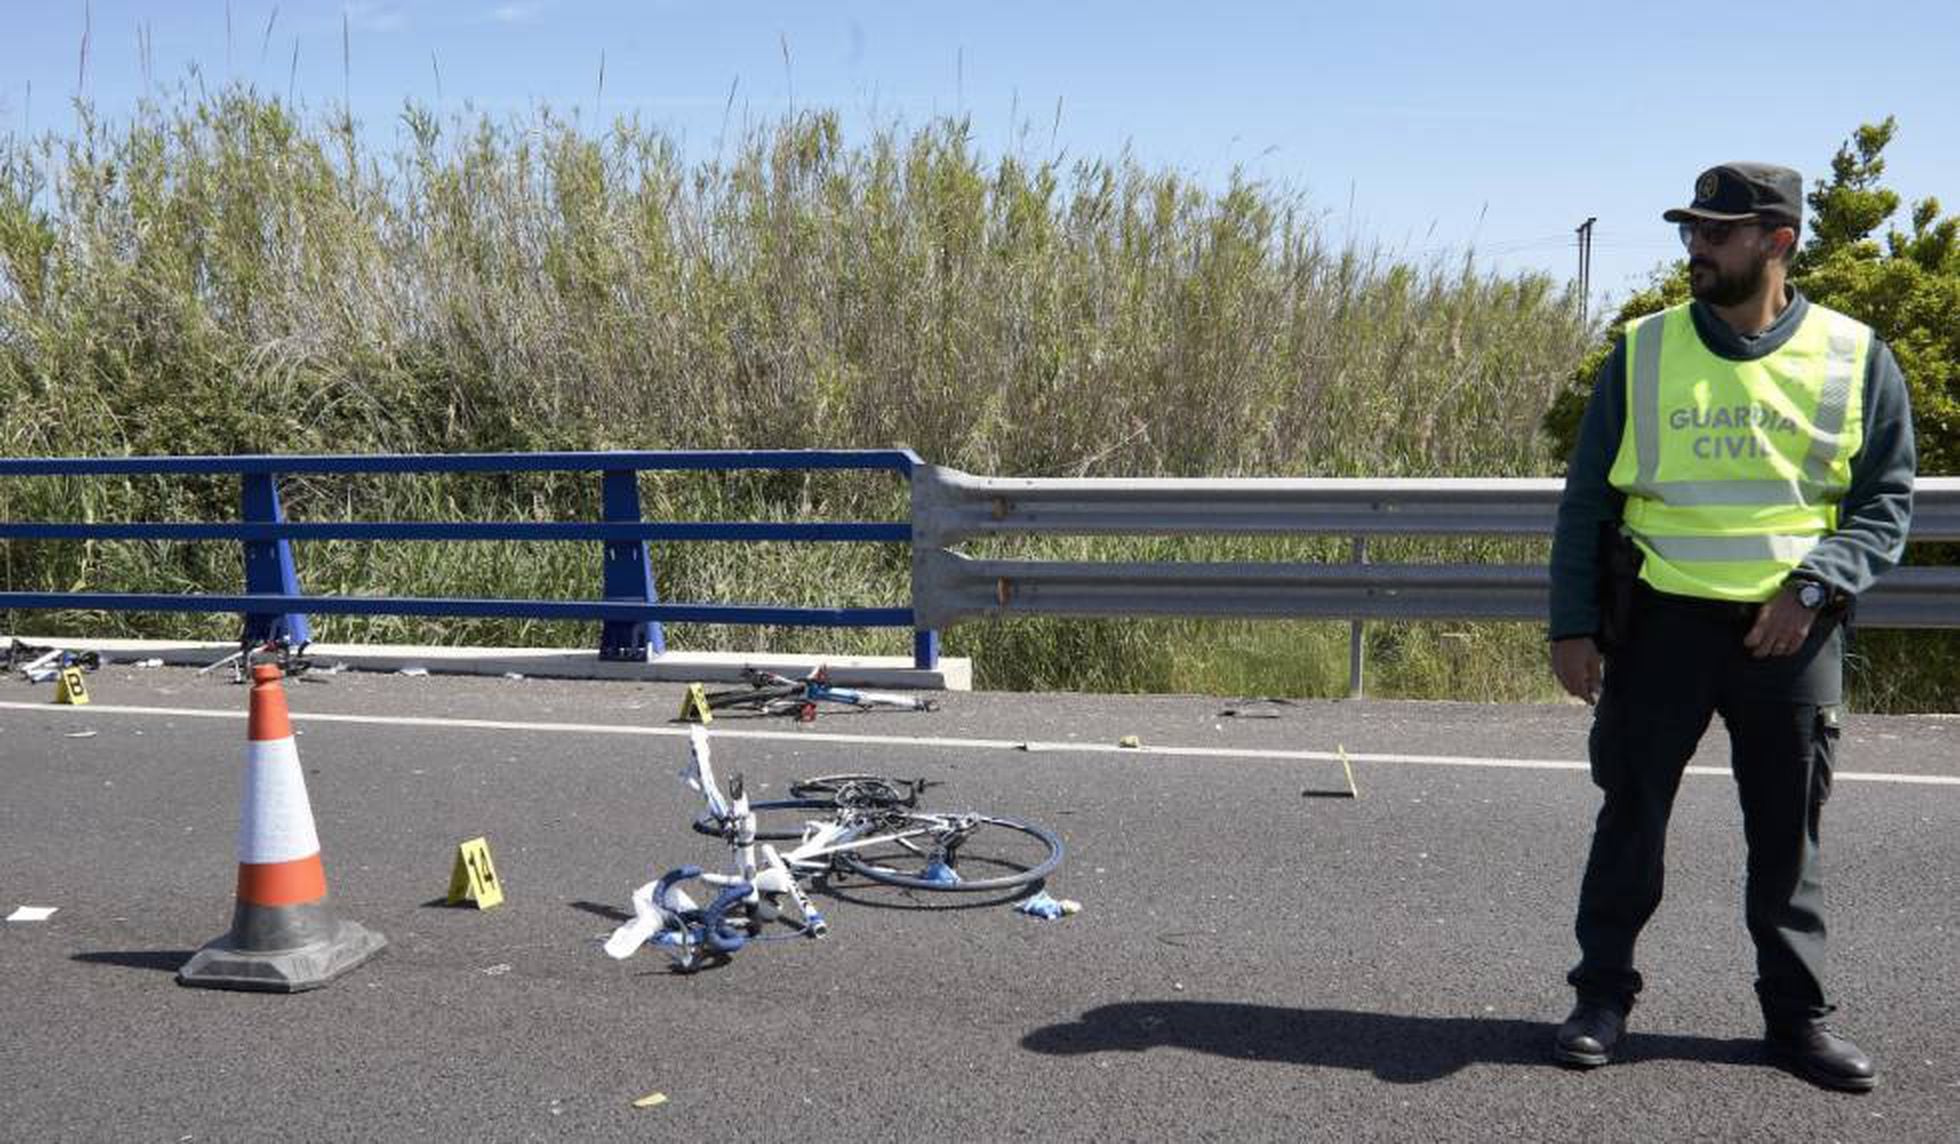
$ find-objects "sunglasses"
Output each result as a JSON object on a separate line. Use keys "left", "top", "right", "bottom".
{"left": 1676, "top": 218, "right": 1773, "bottom": 248}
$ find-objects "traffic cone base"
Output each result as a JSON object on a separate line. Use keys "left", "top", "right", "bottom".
{"left": 178, "top": 907, "right": 385, "bottom": 993}
{"left": 179, "top": 663, "right": 384, "bottom": 992}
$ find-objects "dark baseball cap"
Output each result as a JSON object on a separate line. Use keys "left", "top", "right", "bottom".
{"left": 1662, "top": 163, "right": 1803, "bottom": 226}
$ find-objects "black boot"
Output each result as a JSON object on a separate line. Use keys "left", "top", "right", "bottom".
{"left": 1765, "top": 1023, "right": 1876, "bottom": 1093}
{"left": 1553, "top": 1000, "right": 1626, "bottom": 1068}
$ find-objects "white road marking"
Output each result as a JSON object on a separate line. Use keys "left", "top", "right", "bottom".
{"left": 4, "top": 700, "right": 1956, "bottom": 787}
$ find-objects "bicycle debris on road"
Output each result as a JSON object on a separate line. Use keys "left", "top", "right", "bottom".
{"left": 6, "top": 639, "right": 101, "bottom": 684}
{"left": 604, "top": 727, "right": 1063, "bottom": 972}
{"left": 198, "top": 637, "right": 340, "bottom": 684}
{"left": 680, "top": 665, "right": 939, "bottom": 724}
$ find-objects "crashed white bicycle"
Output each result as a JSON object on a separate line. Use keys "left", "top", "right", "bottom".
{"left": 604, "top": 728, "right": 1064, "bottom": 971}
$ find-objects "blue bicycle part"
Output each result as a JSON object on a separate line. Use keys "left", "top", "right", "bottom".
{"left": 648, "top": 866, "right": 756, "bottom": 960}
{"left": 696, "top": 882, "right": 756, "bottom": 954}
{"left": 654, "top": 865, "right": 705, "bottom": 904}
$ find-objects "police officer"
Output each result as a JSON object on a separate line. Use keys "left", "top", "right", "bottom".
{"left": 1546, "top": 162, "right": 1916, "bottom": 1092}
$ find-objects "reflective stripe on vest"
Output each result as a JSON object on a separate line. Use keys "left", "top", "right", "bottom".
{"left": 1607, "top": 301, "right": 1869, "bottom": 602}
{"left": 1637, "top": 533, "right": 1821, "bottom": 563}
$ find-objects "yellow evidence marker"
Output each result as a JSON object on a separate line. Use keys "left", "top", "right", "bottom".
{"left": 676, "top": 683, "right": 715, "bottom": 724}
{"left": 54, "top": 667, "right": 91, "bottom": 706}
{"left": 446, "top": 836, "right": 505, "bottom": 909}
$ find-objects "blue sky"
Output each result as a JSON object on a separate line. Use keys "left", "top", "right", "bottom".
{"left": 4, "top": 0, "right": 1957, "bottom": 308}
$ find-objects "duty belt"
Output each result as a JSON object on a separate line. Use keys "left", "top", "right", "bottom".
{"left": 1634, "top": 580, "right": 1763, "bottom": 624}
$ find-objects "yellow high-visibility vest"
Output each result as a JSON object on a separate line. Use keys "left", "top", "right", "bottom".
{"left": 1607, "top": 301, "right": 1870, "bottom": 602}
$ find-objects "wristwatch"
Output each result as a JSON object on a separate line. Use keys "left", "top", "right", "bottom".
{"left": 1792, "top": 580, "right": 1829, "bottom": 610}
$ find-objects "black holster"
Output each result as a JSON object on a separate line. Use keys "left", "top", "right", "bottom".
{"left": 1596, "top": 523, "right": 1642, "bottom": 654}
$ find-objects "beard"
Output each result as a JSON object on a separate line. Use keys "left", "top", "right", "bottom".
{"left": 1689, "top": 249, "right": 1772, "bottom": 307}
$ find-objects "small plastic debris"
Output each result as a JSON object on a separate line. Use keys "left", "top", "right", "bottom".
{"left": 1118, "top": 735, "right": 1142, "bottom": 749}
{"left": 502, "top": 672, "right": 525, "bottom": 680}
{"left": 1015, "top": 890, "right": 1077, "bottom": 920}
{"left": 132, "top": 658, "right": 164, "bottom": 668}
{"left": 1337, "top": 744, "right": 1359, "bottom": 799}
{"left": 920, "top": 860, "right": 962, "bottom": 886}
{"left": 6, "top": 906, "right": 58, "bottom": 922}
{"left": 64, "top": 730, "right": 97, "bottom": 739}
{"left": 397, "top": 666, "right": 430, "bottom": 677}
{"left": 481, "top": 963, "right": 512, "bottom": 976}
{"left": 632, "top": 1092, "right": 669, "bottom": 1109}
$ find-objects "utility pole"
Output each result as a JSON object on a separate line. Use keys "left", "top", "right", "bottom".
{"left": 1575, "top": 217, "right": 1597, "bottom": 324}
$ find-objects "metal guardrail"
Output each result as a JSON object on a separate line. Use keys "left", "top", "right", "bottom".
{"left": 912, "top": 469, "right": 1575, "bottom": 546}
{"left": 0, "top": 450, "right": 938, "bottom": 667}
{"left": 910, "top": 466, "right": 1960, "bottom": 632}
{"left": 5, "top": 453, "right": 1955, "bottom": 684}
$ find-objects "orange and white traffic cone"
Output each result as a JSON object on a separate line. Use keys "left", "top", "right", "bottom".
{"left": 178, "top": 664, "right": 385, "bottom": 992}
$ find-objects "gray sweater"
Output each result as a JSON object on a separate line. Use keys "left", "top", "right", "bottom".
{"left": 1547, "top": 288, "right": 1917, "bottom": 641}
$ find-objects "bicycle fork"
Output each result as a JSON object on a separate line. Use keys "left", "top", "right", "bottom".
{"left": 758, "top": 843, "right": 826, "bottom": 938}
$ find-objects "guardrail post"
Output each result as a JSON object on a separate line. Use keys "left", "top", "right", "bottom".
{"left": 1348, "top": 536, "right": 1367, "bottom": 699}
{"left": 906, "top": 463, "right": 942, "bottom": 669}
{"left": 598, "top": 469, "right": 662, "bottom": 661}
{"left": 239, "top": 472, "right": 310, "bottom": 646}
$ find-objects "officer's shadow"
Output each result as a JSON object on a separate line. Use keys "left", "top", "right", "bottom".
{"left": 1021, "top": 1002, "right": 1759, "bottom": 1083}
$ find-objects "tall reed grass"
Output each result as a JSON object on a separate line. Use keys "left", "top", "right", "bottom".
{"left": 18, "top": 86, "right": 1936, "bottom": 709}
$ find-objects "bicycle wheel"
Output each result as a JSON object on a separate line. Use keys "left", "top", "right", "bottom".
{"left": 691, "top": 797, "right": 833, "bottom": 842}
{"left": 787, "top": 774, "right": 930, "bottom": 808}
{"left": 837, "top": 811, "right": 1063, "bottom": 892}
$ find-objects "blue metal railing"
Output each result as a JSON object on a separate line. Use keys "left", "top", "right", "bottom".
{"left": 0, "top": 450, "right": 938, "bottom": 669}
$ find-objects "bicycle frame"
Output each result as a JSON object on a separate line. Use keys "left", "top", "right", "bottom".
{"left": 604, "top": 727, "right": 964, "bottom": 970}
{"left": 745, "top": 666, "right": 937, "bottom": 713}
{"left": 696, "top": 730, "right": 980, "bottom": 876}
{"left": 606, "top": 728, "right": 1061, "bottom": 969}
{"left": 197, "top": 634, "right": 317, "bottom": 684}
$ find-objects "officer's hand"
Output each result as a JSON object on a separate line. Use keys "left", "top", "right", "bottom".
{"left": 1744, "top": 587, "right": 1815, "bottom": 658}
{"left": 1551, "top": 637, "right": 1603, "bottom": 705}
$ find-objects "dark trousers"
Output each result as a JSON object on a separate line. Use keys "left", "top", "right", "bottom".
{"left": 1569, "top": 585, "right": 1842, "bottom": 1029}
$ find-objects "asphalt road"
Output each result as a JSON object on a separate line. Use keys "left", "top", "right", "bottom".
{"left": 2, "top": 665, "right": 1957, "bottom": 1142}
